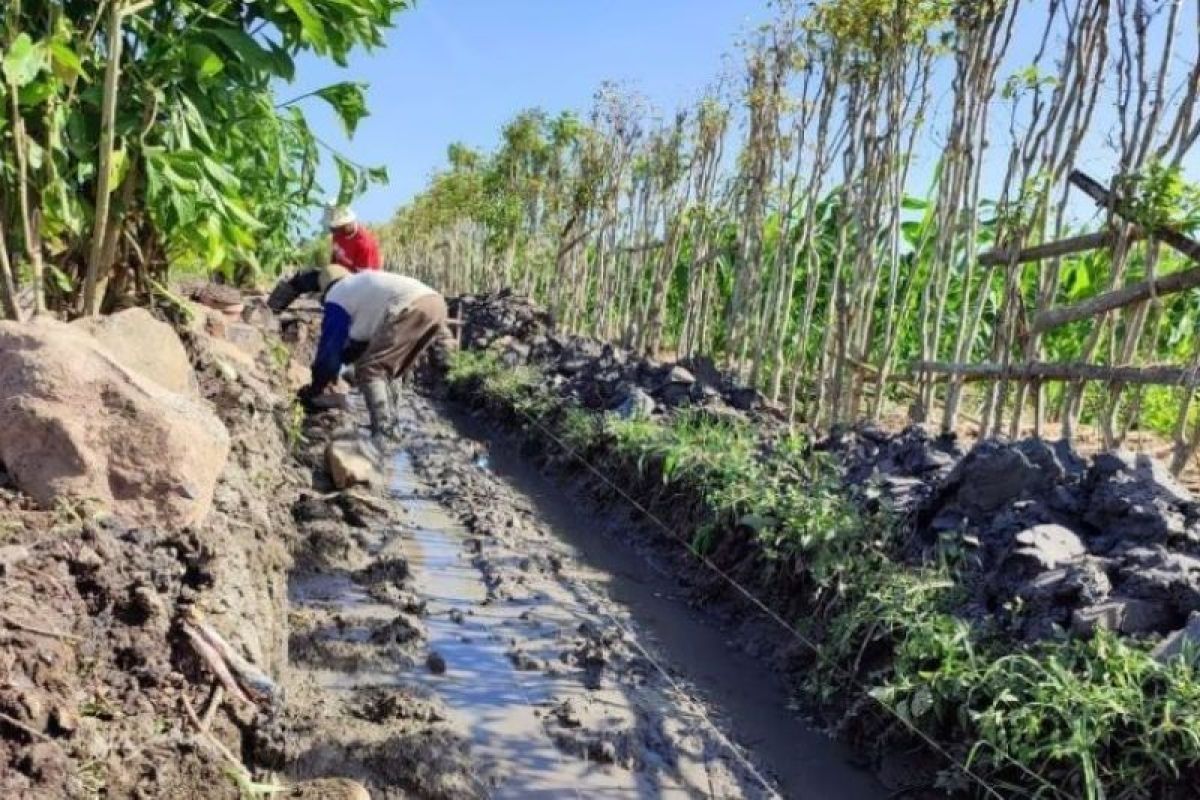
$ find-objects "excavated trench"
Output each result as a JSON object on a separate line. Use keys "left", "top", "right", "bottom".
{"left": 445, "top": 420, "right": 886, "bottom": 799}
{"left": 282, "top": 393, "right": 883, "bottom": 799}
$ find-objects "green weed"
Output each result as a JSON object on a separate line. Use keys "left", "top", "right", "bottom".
{"left": 267, "top": 338, "right": 291, "bottom": 374}
{"left": 284, "top": 400, "right": 305, "bottom": 452}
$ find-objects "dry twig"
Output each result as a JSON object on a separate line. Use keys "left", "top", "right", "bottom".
{"left": 0, "top": 711, "right": 52, "bottom": 743}
{"left": 200, "top": 684, "right": 224, "bottom": 732}
{"left": 180, "top": 693, "right": 249, "bottom": 780}
{"left": 0, "top": 612, "right": 82, "bottom": 642}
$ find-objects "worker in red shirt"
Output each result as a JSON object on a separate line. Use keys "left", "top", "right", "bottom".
{"left": 267, "top": 204, "right": 383, "bottom": 312}
{"left": 327, "top": 205, "right": 382, "bottom": 272}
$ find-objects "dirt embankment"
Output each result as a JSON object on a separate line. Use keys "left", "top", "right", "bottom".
{"left": 432, "top": 290, "right": 1200, "bottom": 792}
{"left": 0, "top": 293, "right": 301, "bottom": 799}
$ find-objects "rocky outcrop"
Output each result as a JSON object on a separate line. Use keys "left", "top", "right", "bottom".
{"left": 0, "top": 319, "right": 229, "bottom": 529}
{"left": 72, "top": 307, "right": 197, "bottom": 395}
{"left": 447, "top": 290, "right": 1200, "bottom": 650}
{"left": 911, "top": 437, "right": 1200, "bottom": 641}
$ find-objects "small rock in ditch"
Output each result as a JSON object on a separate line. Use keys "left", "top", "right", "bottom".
{"left": 370, "top": 615, "right": 421, "bottom": 645}
{"left": 509, "top": 649, "right": 543, "bottom": 671}
{"left": 326, "top": 438, "right": 381, "bottom": 490}
{"left": 356, "top": 557, "right": 409, "bottom": 587}
{"left": 426, "top": 651, "right": 447, "bottom": 675}
{"left": 589, "top": 739, "right": 618, "bottom": 764}
{"left": 448, "top": 608, "right": 464, "bottom": 625}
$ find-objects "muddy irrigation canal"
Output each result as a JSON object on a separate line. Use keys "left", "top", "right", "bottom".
{"left": 286, "top": 394, "right": 882, "bottom": 799}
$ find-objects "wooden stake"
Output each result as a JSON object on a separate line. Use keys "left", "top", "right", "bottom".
{"left": 914, "top": 360, "right": 1200, "bottom": 386}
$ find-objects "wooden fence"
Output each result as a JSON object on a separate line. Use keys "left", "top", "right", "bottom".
{"left": 913, "top": 171, "right": 1200, "bottom": 476}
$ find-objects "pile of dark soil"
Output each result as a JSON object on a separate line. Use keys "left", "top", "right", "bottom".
{"left": 449, "top": 290, "right": 783, "bottom": 421}
{"left": 442, "top": 289, "right": 1200, "bottom": 660}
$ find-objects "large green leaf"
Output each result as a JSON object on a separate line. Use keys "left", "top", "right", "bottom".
{"left": 281, "top": 0, "right": 329, "bottom": 49}
{"left": 3, "top": 34, "right": 46, "bottom": 88}
{"left": 315, "top": 82, "right": 369, "bottom": 136}
{"left": 48, "top": 41, "right": 84, "bottom": 81}
{"left": 334, "top": 154, "right": 360, "bottom": 204}
{"left": 186, "top": 43, "right": 225, "bottom": 79}
{"left": 204, "top": 27, "right": 285, "bottom": 78}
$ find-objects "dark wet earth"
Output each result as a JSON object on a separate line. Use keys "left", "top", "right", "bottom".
{"left": 284, "top": 392, "right": 884, "bottom": 799}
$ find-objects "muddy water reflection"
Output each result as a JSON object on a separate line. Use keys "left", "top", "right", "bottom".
{"left": 391, "top": 452, "right": 740, "bottom": 798}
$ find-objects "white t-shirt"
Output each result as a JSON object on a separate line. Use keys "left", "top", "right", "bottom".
{"left": 325, "top": 272, "right": 437, "bottom": 341}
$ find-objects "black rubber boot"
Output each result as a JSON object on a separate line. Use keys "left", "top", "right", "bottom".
{"left": 362, "top": 379, "right": 396, "bottom": 441}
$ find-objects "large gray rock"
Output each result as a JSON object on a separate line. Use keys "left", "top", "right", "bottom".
{"left": 614, "top": 387, "right": 656, "bottom": 420}
{"left": 1153, "top": 613, "right": 1200, "bottom": 663}
{"left": 665, "top": 366, "right": 695, "bottom": 386}
{"left": 0, "top": 319, "right": 228, "bottom": 529}
{"left": 945, "top": 440, "right": 1051, "bottom": 514}
{"left": 1016, "top": 560, "right": 1111, "bottom": 605}
{"left": 1117, "top": 548, "right": 1200, "bottom": 614}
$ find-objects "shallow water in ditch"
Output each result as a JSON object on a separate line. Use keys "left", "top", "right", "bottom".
{"left": 390, "top": 451, "right": 752, "bottom": 798}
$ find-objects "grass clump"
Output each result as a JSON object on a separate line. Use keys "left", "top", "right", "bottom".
{"left": 446, "top": 350, "right": 553, "bottom": 418}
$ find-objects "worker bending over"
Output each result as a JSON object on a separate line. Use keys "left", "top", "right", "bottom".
{"left": 300, "top": 265, "right": 447, "bottom": 439}
{"left": 268, "top": 204, "right": 382, "bottom": 312}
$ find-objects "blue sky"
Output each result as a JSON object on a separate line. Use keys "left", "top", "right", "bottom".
{"left": 288, "top": 0, "right": 774, "bottom": 226}
{"left": 286, "top": 1, "right": 1200, "bottom": 234}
